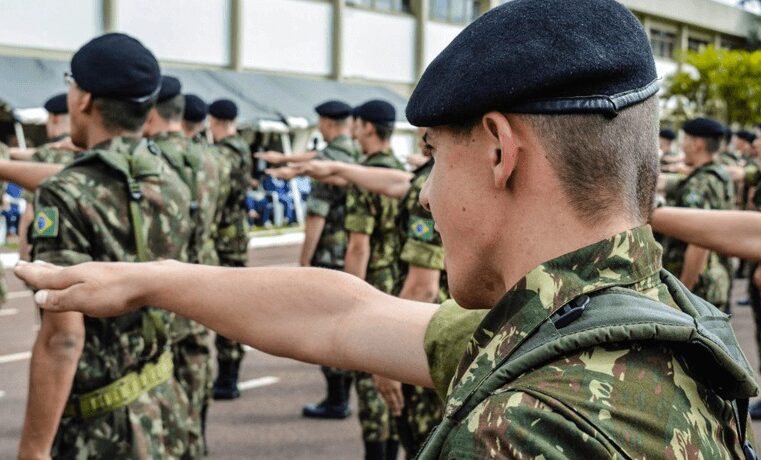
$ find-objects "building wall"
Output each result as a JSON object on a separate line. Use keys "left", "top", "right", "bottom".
{"left": 242, "top": 0, "right": 333, "bottom": 76}
{"left": 0, "top": 0, "right": 101, "bottom": 52}
{"left": 424, "top": 21, "right": 463, "bottom": 67}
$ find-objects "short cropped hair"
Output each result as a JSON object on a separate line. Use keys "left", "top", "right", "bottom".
{"left": 521, "top": 97, "right": 659, "bottom": 224}
{"left": 370, "top": 121, "right": 394, "bottom": 141}
{"left": 156, "top": 94, "right": 185, "bottom": 122}
{"left": 94, "top": 97, "right": 154, "bottom": 132}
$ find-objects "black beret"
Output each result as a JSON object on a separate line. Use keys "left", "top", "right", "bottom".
{"left": 157, "top": 75, "right": 182, "bottom": 103}
{"left": 44, "top": 93, "right": 68, "bottom": 115}
{"left": 659, "top": 129, "right": 676, "bottom": 141}
{"left": 315, "top": 100, "right": 352, "bottom": 119}
{"left": 736, "top": 130, "right": 757, "bottom": 144}
{"left": 353, "top": 100, "right": 396, "bottom": 124}
{"left": 209, "top": 99, "right": 238, "bottom": 121}
{"left": 682, "top": 118, "right": 726, "bottom": 138}
{"left": 406, "top": 0, "right": 658, "bottom": 127}
{"left": 71, "top": 33, "right": 161, "bottom": 102}
{"left": 183, "top": 94, "right": 208, "bottom": 123}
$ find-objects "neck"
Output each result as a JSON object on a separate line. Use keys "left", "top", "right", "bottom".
{"left": 691, "top": 153, "right": 714, "bottom": 168}
{"left": 325, "top": 130, "right": 349, "bottom": 143}
{"left": 148, "top": 120, "right": 183, "bottom": 137}
{"left": 362, "top": 137, "right": 389, "bottom": 155}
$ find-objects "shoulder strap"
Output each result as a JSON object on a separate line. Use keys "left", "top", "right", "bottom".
{"left": 417, "top": 270, "right": 758, "bottom": 459}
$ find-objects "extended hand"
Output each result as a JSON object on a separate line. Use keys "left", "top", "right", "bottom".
{"left": 293, "top": 160, "right": 338, "bottom": 178}
{"left": 48, "top": 136, "right": 84, "bottom": 152}
{"left": 373, "top": 374, "right": 404, "bottom": 416}
{"left": 265, "top": 166, "right": 300, "bottom": 181}
{"left": 255, "top": 151, "right": 288, "bottom": 165}
{"left": 14, "top": 260, "right": 158, "bottom": 317}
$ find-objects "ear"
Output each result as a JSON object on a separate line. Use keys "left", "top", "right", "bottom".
{"left": 481, "top": 112, "right": 518, "bottom": 189}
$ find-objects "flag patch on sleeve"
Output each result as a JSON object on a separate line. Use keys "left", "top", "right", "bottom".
{"left": 409, "top": 216, "right": 434, "bottom": 242}
{"left": 34, "top": 207, "right": 59, "bottom": 238}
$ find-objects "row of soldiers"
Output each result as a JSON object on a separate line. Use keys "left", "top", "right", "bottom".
{"left": 11, "top": 33, "right": 254, "bottom": 458}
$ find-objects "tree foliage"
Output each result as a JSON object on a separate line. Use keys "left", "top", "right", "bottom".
{"left": 666, "top": 46, "right": 761, "bottom": 126}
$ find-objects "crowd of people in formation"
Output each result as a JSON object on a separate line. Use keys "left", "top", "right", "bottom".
{"left": 9, "top": 0, "right": 761, "bottom": 458}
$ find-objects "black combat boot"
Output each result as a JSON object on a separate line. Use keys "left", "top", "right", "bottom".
{"left": 302, "top": 375, "right": 351, "bottom": 419}
{"left": 364, "top": 441, "right": 385, "bottom": 460}
{"left": 750, "top": 400, "right": 761, "bottom": 420}
{"left": 212, "top": 360, "right": 241, "bottom": 400}
{"left": 385, "top": 440, "right": 399, "bottom": 460}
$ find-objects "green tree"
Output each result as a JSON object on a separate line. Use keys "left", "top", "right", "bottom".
{"left": 666, "top": 46, "right": 761, "bottom": 126}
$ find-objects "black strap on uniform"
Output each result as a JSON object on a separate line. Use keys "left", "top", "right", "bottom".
{"left": 734, "top": 398, "right": 757, "bottom": 460}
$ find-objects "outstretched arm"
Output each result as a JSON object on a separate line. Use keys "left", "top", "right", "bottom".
{"left": 255, "top": 150, "right": 318, "bottom": 165}
{"left": 16, "top": 261, "right": 437, "bottom": 387}
{"left": 651, "top": 208, "right": 761, "bottom": 261}
{"left": 0, "top": 160, "right": 64, "bottom": 191}
{"left": 297, "top": 161, "right": 414, "bottom": 199}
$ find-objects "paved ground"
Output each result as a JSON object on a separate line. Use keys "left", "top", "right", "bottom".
{"left": 0, "top": 244, "right": 760, "bottom": 458}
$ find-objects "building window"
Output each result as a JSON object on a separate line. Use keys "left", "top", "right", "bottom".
{"left": 430, "top": 0, "right": 481, "bottom": 23}
{"left": 688, "top": 37, "right": 710, "bottom": 52}
{"left": 346, "top": 0, "right": 410, "bottom": 13}
{"left": 650, "top": 29, "right": 676, "bottom": 59}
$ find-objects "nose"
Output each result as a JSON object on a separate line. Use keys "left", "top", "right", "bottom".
{"left": 419, "top": 175, "right": 431, "bottom": 212}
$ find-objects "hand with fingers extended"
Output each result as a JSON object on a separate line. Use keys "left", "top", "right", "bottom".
{"left": 14, "top": 260, "right": 162, "bottom": 317}
{"left": 372, "top": 374, "right": 404, "bottom": 417}
{"left": 265, "top": 166, "right": 301, "bottom": 181}
{"left": 254, "top": 151, "right": 288, "bottom": 165}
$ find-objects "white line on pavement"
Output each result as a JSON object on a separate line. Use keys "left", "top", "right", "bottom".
{"left": 0, "top": 351, "right": 31, "bottom": 364}
{"left": 0, "top": 253, "right": 19, "bottom": 267}
{"left": 238, "top": 376, "right": 279, "bottom": 391}
{"left": 0, "top": 308, "right": 18, "bottom": 317}
{"left": 7, "top": 291, "right": 31, "bottom": 300}
{"left": 0, "top": 390, "right": 5, "bottom": 399}
{"left": 248, "top": 233, "right": 304, "bottom": 249}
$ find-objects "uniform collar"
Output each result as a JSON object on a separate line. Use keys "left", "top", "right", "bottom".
{"left": 445, "top": 225, "right": 662, "bottom": 412}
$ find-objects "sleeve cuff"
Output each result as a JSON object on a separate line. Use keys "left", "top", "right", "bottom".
{"left": 401, "top": 239, "right": 445, "bottom": 270}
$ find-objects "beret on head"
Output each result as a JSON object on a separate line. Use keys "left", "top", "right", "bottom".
{"left": 209, "top": 99, "right": 238, "bottom": 121}
{"left": 44, "top": 93, "right": 68, "bottom": 115}
{"left": 736, "top": 130, "right": 757, "bottom": 144}
{"left": 682, "top": 118, "right": 726, "bottom": 138}
{"left": 659, "top": 129, "right": 676, "bottom": 141}
{"left": 406, "top": 0, "right": 658, "bottom": 127}
{"left": 71, "top": 33, "right": 161, "bottom": 102}
{"left": 157, "top": 76, "right": 182, "bottom": 103}
{"left": 315, "top": 100, "right": 352, "bottom": 119}
{"left": 183, "top": 94, "right": 208, "bottom": 123}
{"left": 353, "top": 100, "right": 396, "bottom": 124}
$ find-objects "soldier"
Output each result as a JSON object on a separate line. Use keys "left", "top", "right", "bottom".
{"left": 208, "top": 98, "right": 253, "bottom": 400}
{"left": 293, "top": 100, "right": 360, "bottom": 420}
{"left": 719, "top": 129, "right": 745, "bottom": 168}
{"left": 661, "top": 118, "right": 735, "bottom": 312}
{"left": 182, "top": 94, "right": 209, "bottom": 142}
{"left": 18, "top": 33, "right": 192, "bottom": 458}
{"left": 659, "top": 128, "right": 679, "bottom": 168}
{"left": 143, "top": 75, "right": 220, "bottom": 456}
{"left": 18, "top": 94, "right": 81, "bottom": 261}
{"left": 19, "top": 0, "right": 759, "bottom": 457}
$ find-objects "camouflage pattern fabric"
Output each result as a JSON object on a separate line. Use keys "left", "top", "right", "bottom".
{"left": 344, "top": 149, "right": 404, "bottom": 443}
{"left": 152, "top": 131, "right": 220, "bottom": 457}
{"left": 31, "top": 137, "right": 193, "bottom": 458}
{"left": 307, "top": 134, "right": 359, "bottom": 269}
{"left": 662, "top": 162, "right": 734, "bottom": 310}
{"left": 718, "top": 150, "right": 743, "bottom": 168}
{"left": 213, "top": 135, "right": 252, "bottom": 366}
{"left": 423, "top": 226, "right": 756, "bottom": 458}
{"left": 31, "top": 136, "right": 79, "bottom": 165}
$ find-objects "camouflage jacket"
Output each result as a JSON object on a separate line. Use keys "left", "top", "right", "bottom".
{"left": 662, "top": 162, "right": 734, "bottom": 306}
{"left": 215, "top": 134, "right": 252, "bottom": 265}
{"left": 398, "top": 159, "right": 448, "bottom": 303}
{"left": 344, "top": 149, "right": 404, "bottom": 291}
{"left": 423, "top": 226, "right": 755, "bottom": 458}
{"left": 151, "top": 131, "right": 222, "bottom": 266}
{"left": 31, "top": 135, "right": 79, "bottom": 164}
{"left": 31, "top": 137, "right": 192, "bottom": 394}
{"left": 307, "top": 135, "right": 359, "bottom": 268}
{"left": 718, "top": 150, "right": 743, "bottom": 168}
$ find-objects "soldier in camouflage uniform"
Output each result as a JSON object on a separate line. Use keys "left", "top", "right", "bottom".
{"left": 144, "top": 76, "right": 222, "bottom": 456}
{"left": 19, "top": 1, "right": 759, "bottom": 458}
{"left": 299, "top": 100, "right": 361, "bottom": 420}
{"left": 208, "top": 99, "right": 253, "bottom": 400}
{"left": 19, "top": 33, "right": 192, "bottom": 459}
{"left": 343, "top": 100, "right": 404, "bottom": 460}
{"left": 662, "top": 118, "right": 735, "bottom": 312}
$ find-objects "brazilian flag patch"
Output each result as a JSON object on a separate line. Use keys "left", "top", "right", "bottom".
{"left": 34, "top": 207, "right": 59, "bottom": 238}
{"left": 409, "top": 216, "right": 435, "bottom": 242}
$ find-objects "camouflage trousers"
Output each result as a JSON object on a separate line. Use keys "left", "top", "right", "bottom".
{"left": 172, "top": 328, "right": 213, "bottom": 458}
{"left": 354, "top": 371, "right": 398, "bottom": 442}
{"left": 216, "top": 258, "right": 247, "bottom": 364}
{"left": 52, "top": 378, "right": 191, "bottom": 460}
{"left": 694, "top": 262, "right": 730, "bottom": 313}
{"left": 396, "top": 384, "right": 443, "bottom": 457}
{"left": 0, "top": 262, "right": 6, "bottom": 305}
{"left": 366, "top": 266, "right": 401, "bottom": 298}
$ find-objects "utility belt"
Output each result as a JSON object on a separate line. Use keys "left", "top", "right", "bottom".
{"left": 63, "top": 351, "right": 173, "bottom": 419}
